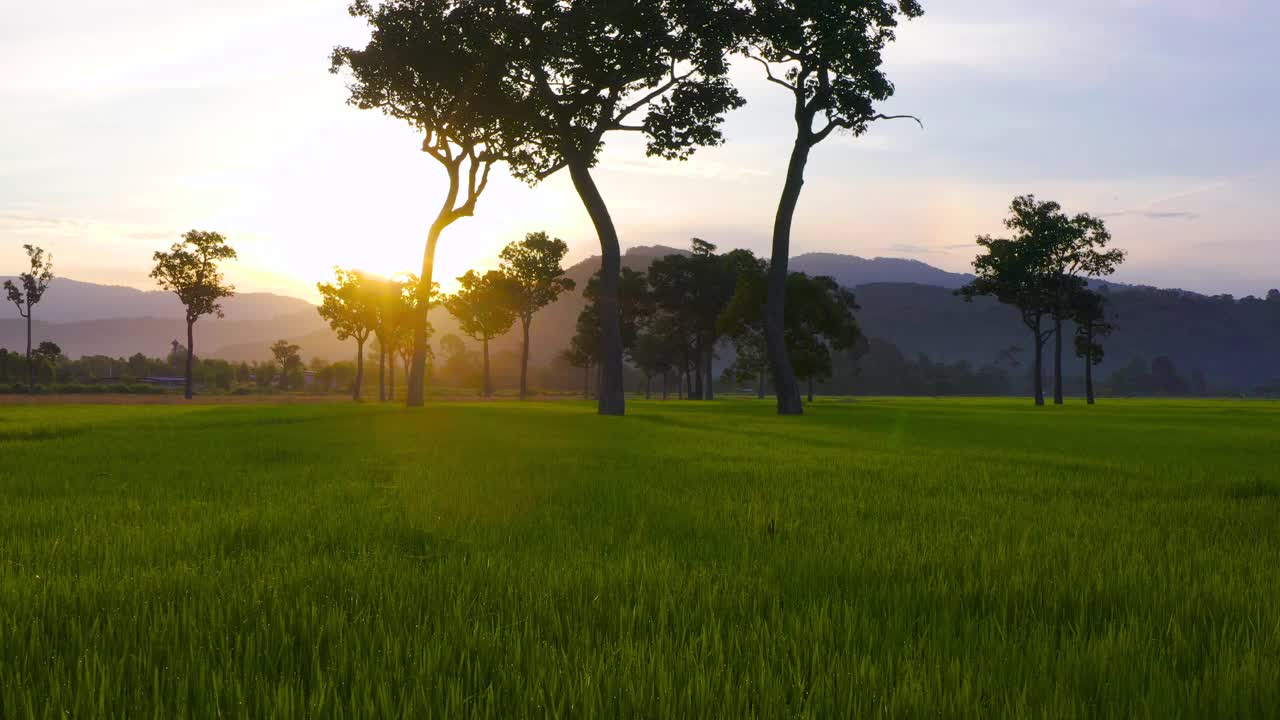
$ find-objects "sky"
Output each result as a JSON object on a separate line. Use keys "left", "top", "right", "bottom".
{"left": 2, "top": 0, "right": 1278, "bottom": 301}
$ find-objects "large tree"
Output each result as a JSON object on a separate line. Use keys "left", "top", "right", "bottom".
{"left": 444, "top": 270, "right": 518, "bottom": 398}
{"left": 959, "top": 225, "right": 1058, "bottom": 406}
{"left": 333, "top": 0, "right": 516, "bottom": 407}
{"left": 150, "top": 231, "right": 237, "bottom": 400}
{"left": 499, "top": 232, "right": 576, "bottom": 400}
{"left": 1041, "top": 202, "right": 1124, "bottom": 404}
{"left": 722, "top": 268, "right": 861, "bottom": 403}
{"left": 492, "top": 0, "right": 743, "bottom": 415}
{"left": 317, "top": 268, "right": 379, "bottom": 402}
{"left": 1072, "top": 287, "right": 1115, "bottom": 405}
{"left": 4, "top": 244, "right": 55, "bottom": 388}
{"left": 741, "top": 0, "right": 923, "bottom": 415}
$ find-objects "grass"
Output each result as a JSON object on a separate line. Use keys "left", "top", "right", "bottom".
{"left": 1, "top": 397, "right": 1277, "bottom": 718}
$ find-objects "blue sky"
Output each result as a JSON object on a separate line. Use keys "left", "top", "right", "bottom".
{"left": 2, "top": 0, "right": 1277, "bottom": 299}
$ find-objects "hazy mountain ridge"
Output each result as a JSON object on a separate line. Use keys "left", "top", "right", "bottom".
{"left": 0, "top": 277, "right": 314, "bottom": 324}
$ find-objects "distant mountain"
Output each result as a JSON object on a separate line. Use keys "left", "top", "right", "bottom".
{"left": 791, "top": 254, "right": 973, "bottom": 289}
{"left": 6, "top": 254, "right": 1278, "bottom": 392}
{"left": 0, "top": 277, "right": 313, "bottom": 324}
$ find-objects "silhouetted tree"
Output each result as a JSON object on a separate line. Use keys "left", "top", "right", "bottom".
{"left": 4, "top": 244, "right": 54, "bottom": 388}
{"left": 333, "top": 0, "right": 517, "bottom": 407}
{"left": 150, "top": 231, "right": 237, "bottom": 400}
{"left": 499, "top": 232, "right": 576, "bottom": 400}
{"left": 445, "top": 270, "right": 518, "bottom": 398}
{"left": 317, "top": 268, "right": 378, "bottom": 402}
{"left": 741, "top": 0, "right": 923, "bottom": 415}
{"left": 1040, "top": 200, "right": 1124, "bottom": 404}
{"left": 783, "top": 274, "right": 863, "bottom": 402}
{"left": 270, "top": 340, "right": 303, "bottom": 390}
{"left": 1071, "top": 289, "right": 1115, "bottom": 405}
{"left": 494, "top": 1, "right": 743, "bottom": 415}
{"left": 959, "top": 200, "right": 1063, "bottom": 406}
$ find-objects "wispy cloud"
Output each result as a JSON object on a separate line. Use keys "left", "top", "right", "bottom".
{"left": 1103, "top": 210, "right": 1200, "bottom": 221}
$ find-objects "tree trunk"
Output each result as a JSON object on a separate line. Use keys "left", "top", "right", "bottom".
{"left": 808, "top": 375, "right": 814, "bottom": 404}
{"left": 184, "top": 318, "right": 195, "bottom": 400}
{"left": 703, "top": 347, "right": 715, "bottom": 400}
{"left": 662, "top": 372, "right": 668, "bottom": 400}
{"left": 25, "top": 310, "right": 33, "bottom": 388}
{"left": 378, "top": 345, "right": 386, "bottom": 402}
{"left": 567, "top": 157, "right": 624, "bottom": 416}
{"left": 482, "top": 336, "right": 491, "bottom": 399}
{"left": 1032, "top": 321, "right": 1045, "bottom": 406}
{"left": 757, "top": 369, "right": 766, "bottom": 399}
{"left": 1053, "top": 316, "right": 1064, "bottom": 405}
{"left": 407, "top": 222, "right": 444, "bottom": 407}
{"left": 582, "top": 365, "right": 590, "bottom": 400}
{"left": 765, "top": 139, "right": 812, "bottom": 416}
{"left": 1085, "top": 325, "right": 1096, "bottom": 405}
{"left": 696, "top": 351, "right": 706, "bottom": 399}
{"left": 519, "top": 316, "right": 531, "bottom": 400}
{"left": 388, "top": 353, "right": 396, "bottom": 401}
{"left": 354, "top": 338, "right": 365, "bottom": 402}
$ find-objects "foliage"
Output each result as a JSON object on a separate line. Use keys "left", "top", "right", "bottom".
{"left": 317, "top": 269, "right": 378, "bottom": 345}
{"left": 3, "top": 243, "right": 55, "bottom": 320}
{"left": 444, "top": 270, "right": 518, "bottom": 345}
{"left": 149, "top": 231, "right": 237, "bottom": 324}
{"left": 499, "top": 232, "right": 575, "bottom": 323}
{"left": 742, "top": 0, "right": 925, "bottom": 143}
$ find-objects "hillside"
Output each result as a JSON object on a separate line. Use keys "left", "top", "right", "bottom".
{"left": 5, "top": 254, "right": 1278, "bottom": 391}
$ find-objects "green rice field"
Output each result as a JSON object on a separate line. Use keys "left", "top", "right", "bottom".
{"left": 1, "top": 398, "right": 1277, "bottom": 717}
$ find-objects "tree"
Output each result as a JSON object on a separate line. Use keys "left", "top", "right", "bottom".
{"left": 270, "top": 340, "right": 304, "bottom": 390}
{"left": 333, "top": 0, "right": 517, "bottom": 407}
{"left": 150, "top": 231, "right": 237, "bottom": 400}
{"left": 317, "top": 268, "right": 378, "bottom": 402}
{"left": 444, "top": 270, "right": 518, "bottom": 398}
{"left": 492, "top": 0, "right": 743, "bottom": 415}
{"left": 1071, "top": 288, "right": 1115, "bottom": 405}
{"left": 1041, "top": 200, "right": 1124, "bottom": 405}
{"left": 784, "top": 274, "right": 863, "bottom": 402}
{"left": 741, "top": 0, "right": 923, "bottom": 414}
{"left": 499, "top": 232, "right": 576, "bottom": 400}
{"left": 959, "top": 199, "right": 1066, "bottom": 406}
{"left": 32, "top": 340, "right": 63, "bottom": 385}
{"left": 4, "top": 244, "right": 55, "bottom": 388}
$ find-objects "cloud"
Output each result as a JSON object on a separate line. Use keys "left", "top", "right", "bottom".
{"left": 1103, "top": 210, "right": 1200, "bottom": 221}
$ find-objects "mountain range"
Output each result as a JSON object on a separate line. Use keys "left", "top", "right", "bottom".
{"left": 4, "top": 250, "right": 1278, "bottom": 391}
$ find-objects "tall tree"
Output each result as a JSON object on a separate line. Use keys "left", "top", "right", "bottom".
{"left": 333, "top": 0, "right": 515, "bottom": 407}
{"left": 493, "top": 0, "right": 743, "bottom": 415}
{"left": 741, "top": 0, "right": 923, "bottom": 414}
{"left": 150, "top": 231, "right": 237, "bottom": 400}
{"left": 1042, "top": 202, "right": 1124, "bottom": 405}
{"left": 444, "top": 270, "right": 518, "bottom": 398}
{"left": 1072, "top": 288, "right": 1115, "bottom": 405}
{"left": 959, "top": 220, "right": 1058, "bottom": 406}
{"left": 499, "top": 232, "right": 576, "bottom": 400}
{"left": 317, "top": 268, "right": 378, "bottom": 402}
{"left": 270, "top": 340, "right": 304, "bottom": 390}
{"left": 4, "top": 244, "right": 55, "bottom": 388}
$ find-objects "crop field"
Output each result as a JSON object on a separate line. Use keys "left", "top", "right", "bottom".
{"left": 1, "top": 398, "right": 1277, "bottom": 717}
